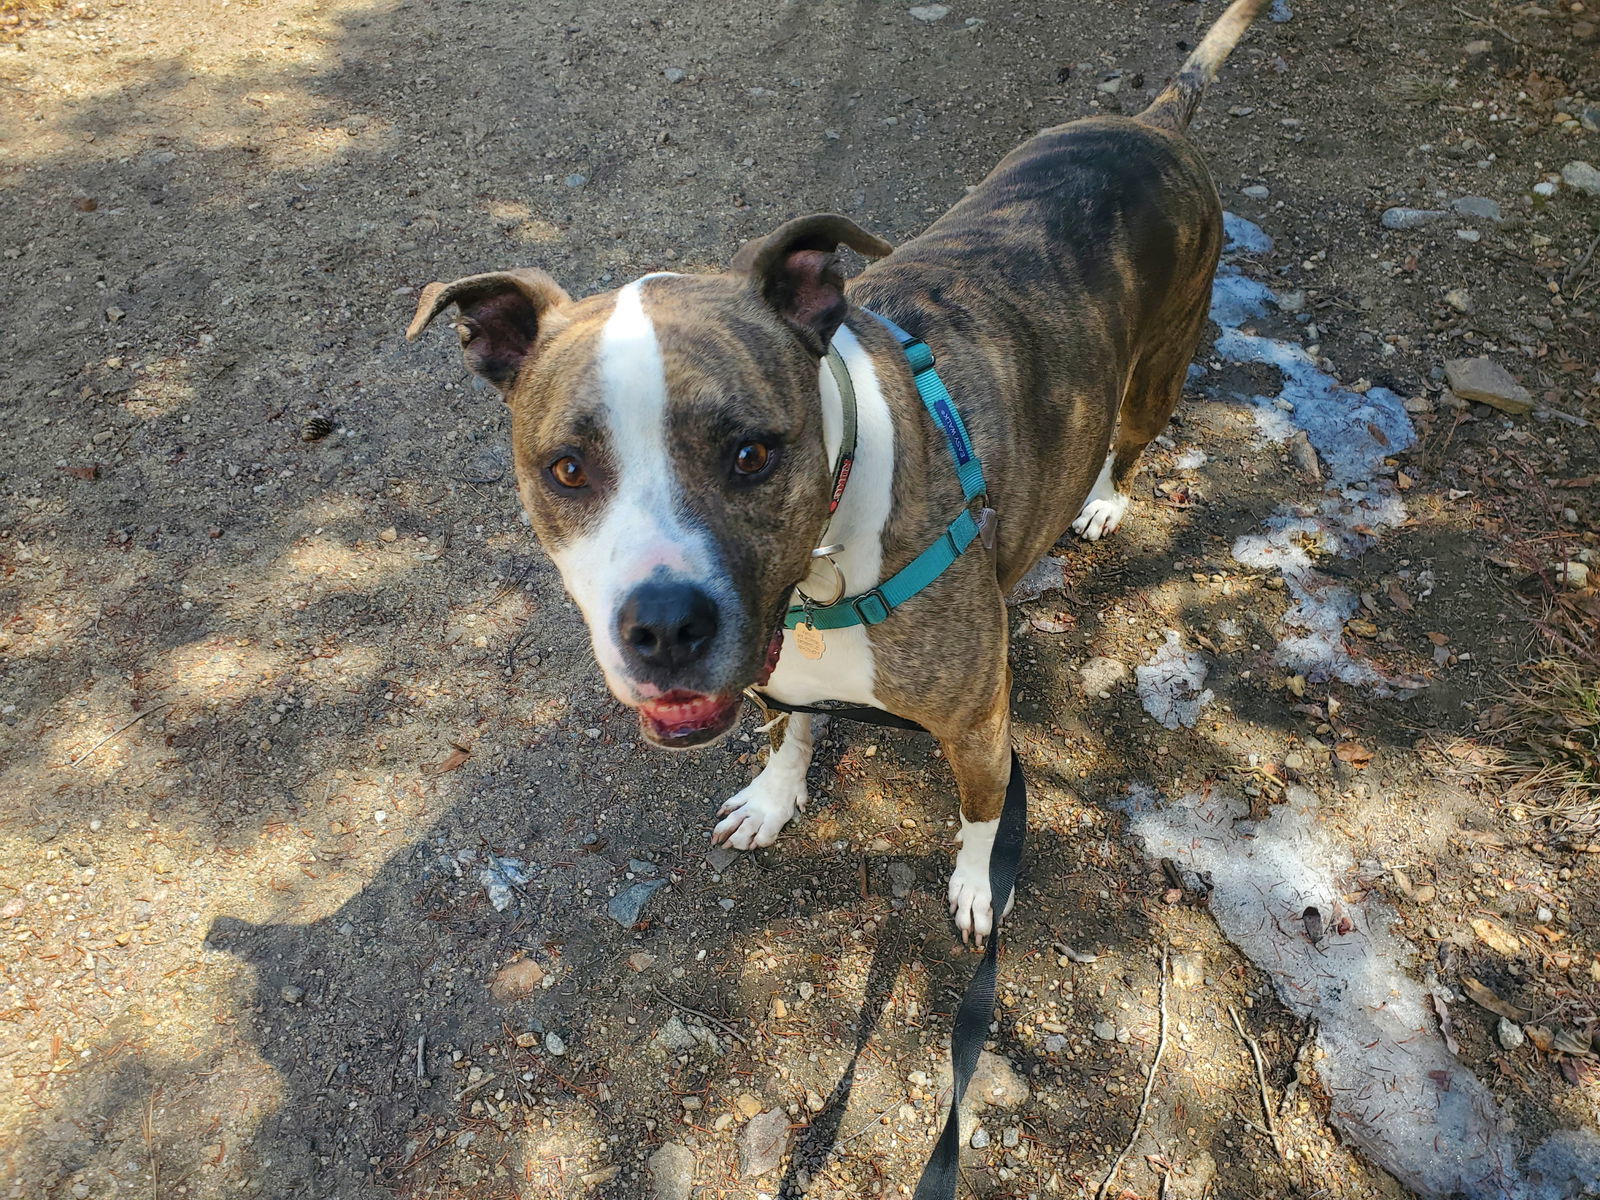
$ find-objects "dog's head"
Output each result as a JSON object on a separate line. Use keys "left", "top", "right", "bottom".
{"left": 408, "top": 215, "right": 891, "bottom": 749}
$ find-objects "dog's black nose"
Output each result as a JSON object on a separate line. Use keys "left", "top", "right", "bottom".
{"left": 618, "top": 582, "right": 719, "bottom": 671}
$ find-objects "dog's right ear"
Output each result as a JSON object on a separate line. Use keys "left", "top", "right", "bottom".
{"left": 406, "top": 269, "right": 571, "bottom": 393}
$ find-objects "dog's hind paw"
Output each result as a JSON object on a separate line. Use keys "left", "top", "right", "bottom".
{"left": 1070, "top": 492, "right": 1130, "bottom": 541}
{"left": 713, "top": 773, "right": 803, "bottom": 850}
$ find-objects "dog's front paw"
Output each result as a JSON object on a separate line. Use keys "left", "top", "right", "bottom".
{"left": 948, "top": 855, "right": 996, "bottom": 944}
{"left": 1070, "top": 492, "right": 1130, "bottom": 541}
{"left": 712, "top": 772, "right": 804, "bottom": 850}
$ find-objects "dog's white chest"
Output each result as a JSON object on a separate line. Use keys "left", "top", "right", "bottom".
{"left": 762, "top": 627, "right": 880, "bottom": 707}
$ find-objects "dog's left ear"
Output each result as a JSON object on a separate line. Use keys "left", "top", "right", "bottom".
{"left": 731, "top": 214, "right": 892, "bottom": 355}
{"left": 406, "top": 269, "right": 571, "bottom": 394}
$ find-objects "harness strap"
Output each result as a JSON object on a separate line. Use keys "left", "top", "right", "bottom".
{"left": 786, "top": 311, "right": 988, "bottom": 631}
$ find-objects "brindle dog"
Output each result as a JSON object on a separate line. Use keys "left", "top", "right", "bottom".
{"left": 408, "top": 0, "right": 1271, "bottom": 940}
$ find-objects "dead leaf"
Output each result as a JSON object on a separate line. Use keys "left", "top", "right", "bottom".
{"left": 1386, "top": 580, "right": 1415, "bottom": 613}
{"left": 1462, "top": 976, "right": 1530, "bottom": 1023}
{"left": 1053, "top": 942, "right": 1102, "bottom": 964}
{"left": 1471, "top": 918, "right": 1523, "bottom": 957}
{"left": 1028, "top": 613, "right": 1075, "bottom": 634}
{"left": 427, "top": 745, "right": 471, "bottom": 775}
{"left": 1526, "top": 1024, "right": 1555, "bottom": 1053}
{"left": 1397, "top": 470, "right": 1413, "bottom": 490}
{"left": 1426, "top": 631, "right": 1450, "bottom": 646}
{"left": 63, "top": 465, "right": 100, "bottom": 480}
{"left": 1553, "top": 1027, "right": 1594, "bottom": 1057}
{"left": 1334, "top": 741, "right": 1374, "bottom": 768}
{"left": 1432, "top": 992, "right": 1460, "bottom": 1055}
{"left": 1346, "top": 618, "right": 1379, "bottom": 638}
{"left": 1302, "top": 906, "right": 1325, "bottom": 943}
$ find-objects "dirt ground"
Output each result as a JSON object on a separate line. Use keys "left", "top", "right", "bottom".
{"left": 3, "top": 1, "right": 1599, "bottom": 1198}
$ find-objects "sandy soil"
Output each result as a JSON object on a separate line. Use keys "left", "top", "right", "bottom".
{"left": 2, "top": 1, "right": 1598, "bottom": 1198}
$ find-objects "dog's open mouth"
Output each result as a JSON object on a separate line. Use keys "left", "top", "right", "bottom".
{"left": 636, "top": 630, "right": 784, "bottom": 749}
{"left": 637, "top": 690, "right": 742, "bottom": 748}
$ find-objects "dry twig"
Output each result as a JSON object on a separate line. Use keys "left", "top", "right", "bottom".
{"left": 1097, "top": 947, "right": 1169, "bottom": 1200}
{"left": 67, "top": 702, "right": 170, "bottom": 769}
{"left": 649, "top": 985, "right": 749, "bottom": 1047}
{"left": 1228, "top": 1003, "right": 1286, "bottom": 1160}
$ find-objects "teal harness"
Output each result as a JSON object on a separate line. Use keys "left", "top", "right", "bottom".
{"left": 784, "top": 312, "right": 991, "bottom": 632}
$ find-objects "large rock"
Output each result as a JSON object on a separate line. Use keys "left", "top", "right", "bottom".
{"left": 739, "top": 1108, "right": 790, "bottom": 1177}
{"left": 1561, "top": 161, "right": 1600, "bottom": 197}
{"left": 607, "top": 878, "right": 667, "bottom": 926}
{"left": 648, "top": 1143, "right": 695, "bottom": 1200}
{"left": 1444, "top": 357, "right": 1533, "bottom": 415}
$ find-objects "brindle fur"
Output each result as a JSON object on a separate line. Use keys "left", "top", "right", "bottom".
{"left": 409, "top": 0, "right": 1270, "bottom": 859}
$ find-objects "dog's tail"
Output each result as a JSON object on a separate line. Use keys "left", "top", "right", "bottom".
{"left": 1138, "top": 0, "right": 1271, "bottom": 131}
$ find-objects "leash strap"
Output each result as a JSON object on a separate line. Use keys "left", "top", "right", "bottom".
{"left": 745, "top": 695, "right": 1027, "bottom": 1200}
{"left": 823, "top": 346, "right": 859, "bottom": 516}
{"left": 785, "top": 312, "right": 988, "bottom": 631}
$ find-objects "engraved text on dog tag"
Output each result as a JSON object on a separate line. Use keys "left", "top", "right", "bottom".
{"left": 794, "top": 622, "right": 825, "bottom": 660}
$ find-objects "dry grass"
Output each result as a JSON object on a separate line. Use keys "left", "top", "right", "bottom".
{"left": 1487, "top": 588, "right": 1600, "bottom": 842}
{"left": 1381, "top": 74, "right": 1457, "bottom": 105}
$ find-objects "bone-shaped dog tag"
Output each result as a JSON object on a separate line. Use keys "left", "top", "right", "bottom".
{"left": 976, "top": 506, "right": 998, "bottom": 551}
{"left": 794, "top": 621, "right": 825, "bottom": 660}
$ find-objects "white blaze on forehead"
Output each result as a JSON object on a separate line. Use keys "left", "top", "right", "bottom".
{"left": 547, "top": 275, "right": 730, "bottom": 701}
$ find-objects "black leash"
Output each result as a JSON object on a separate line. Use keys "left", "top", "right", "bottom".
{"left": 750, "top": 695, "right": 1028, "bottom": 1199}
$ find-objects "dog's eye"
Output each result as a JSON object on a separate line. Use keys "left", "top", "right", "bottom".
{"left": 732, "top": 441, "right": 774, "bottom": 478}
{"left": 549, "top": 455, "right": 589, "bottom": 490}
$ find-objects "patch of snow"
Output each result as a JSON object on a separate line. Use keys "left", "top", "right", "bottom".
{"left": 1135, "top": 631, "right": 1213, "bottom": 729}
{"left": 1222, "top": 212, "right": 1274, "bottom": 255}
{"left": 1122, "top": 783, "right": 1600, "bottom": 1200}
{"left": 1173, "top": 446, "right": 1208, "bottom": 470}
{"left": 1210, "top": 214, "right": 1418, "bottom": 689}
{"left": 480, "top": 855, "right": 532, "bottom": 912}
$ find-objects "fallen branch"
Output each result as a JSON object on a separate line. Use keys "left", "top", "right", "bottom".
{"left": 1227, "top": 1003, "right": 1286, "bottom": 1160}
{"left": 1097, "top": 947, "right": 1169, "bottom": 1200}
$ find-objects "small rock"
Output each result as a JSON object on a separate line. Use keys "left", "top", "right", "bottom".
{"left": 629, "top": 859, "right": 659, "bottom": 877}
{"left": 1533, "top": 180, "right": 1558, "bottom": 199}
{"left": 887, "top": 860, "right": 915, "bottom": 899}
{"left": 970, "top": 1127, "right": 990, "bottom": 1149}
{"left": 1079, "top": 656, "right": 1131, "bottom": 696}
{"left": 1455, "top": 228, "right": 1481, "bottom": 243}
{"left": 378, "top": 527, "right": 398, "bottom": 542}
{"left": 1450, "top": 196, "right": 1502, "bottom": 221}
{"left": 608, "top": 878, "right": 667, "bottom": 926}
{"left": 1096, "top": 73, "right": 1124, "bottom": 95}
{"left": 719, "top": 897, "right": 736, "bottom": 911}
{"left": 545, "top": 1032, "right": 566, "bottom": 1056}
{"left": 1276, "top": 288, "right": 1306, "bottom": 313}
{"left": 1381, "top": 207, "right": 1446, "bottom": 230}
{"left": 1241, "top": 184, "right": 1270, "bottom": 199}
{"left": 1002, "top": 1126, "right": 1020, "bottom": 1149}
{"left": 1093, "top": 1020, "right": 1117, "bottom": 1041}
{"left": 1413, "top": 884, "right": 1437, "bottom": 902}
{"left": 489, "top": 958, "right": 545, "bottom": 1002}
{"left": 1443, "top": 288, "right": 1473, "bottom": 314}
{"left": 740, "top": 1108, "right": 789, "bottom": 1177}
{"left": 735, "top": 1092, "right": 764, "bottom": 1118}
{"left": 1444, "top": 357, "right": 1533, "bottom": 415}
{"left": 515, "top": 1031, "right": 539, "bottom": 1048}
{"left": 1171, "top": 952, "right": 1205, "bottom": 989}
{"left": 1556, "top": 561, "right": 1590, "bottom": 591}
{"left": 969, "top": 1051, "right": 1030, "bottom": 1108}
{"left": 648, "top": 1143, "right": 695, "bottom": 1200}
{"left": 1561, "top": 161, "right": 1600, "bottom": 196}
{"left": 628, "top": 952, "right": 657, "bottom": 972}
{"left": 564, "top": 174, "right": 587, "bottom": 189}
{"left": 1536, "top": 905, "right": 1555, "bottom": 924}
{"left": 1284, "top": 751, "right": 1306, "bottom": 771}
{"left": 1581, "top": 107, "right": 1600, "bottom": 134}
{"left": 652, "top": 1015, "right": 699, "bottom": 1053}
{"left": 280, "top": 984, "right": 305, "bottom": 1005}
{"left": 1044, "top": 1034, "right": 1068, "bottom": 1053}
{"left": 908, "top": 3, "right": 950, "bottom": 19}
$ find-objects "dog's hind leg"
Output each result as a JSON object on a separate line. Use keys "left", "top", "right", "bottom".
{"left": 1072, "top": 306, "right": 1210, "bottom": 541}
{"left": 713, "top": 712, "right": 813, "bottom": 850}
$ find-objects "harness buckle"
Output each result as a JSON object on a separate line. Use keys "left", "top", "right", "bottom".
{"left": 901, "top": 339, "right": 936, "bottom": 373}
{"left": 850, "top": 589, "right": 892, "bottom": 626}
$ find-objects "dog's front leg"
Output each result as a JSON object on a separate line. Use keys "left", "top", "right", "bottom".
{"left": 712, "top": 712, "right": 814, "bottom": 850}
{"left": 936, "top": 670, "right": 1015, "bottom": 944}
